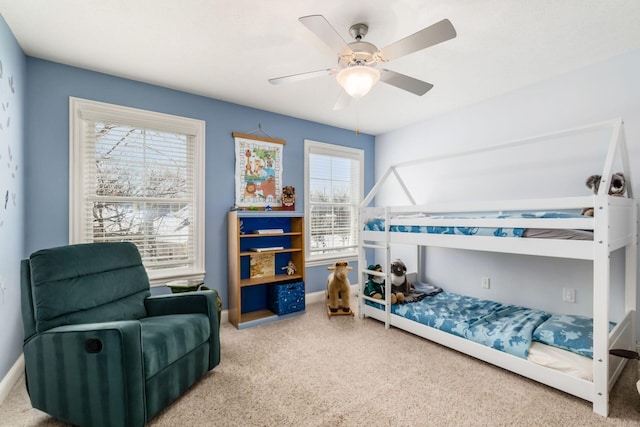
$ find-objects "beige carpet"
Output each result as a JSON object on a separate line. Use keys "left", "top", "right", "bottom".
{"left": 2, "top": 301, "right": 640, "bottom": 426}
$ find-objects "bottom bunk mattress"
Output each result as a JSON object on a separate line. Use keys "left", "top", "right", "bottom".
{"left": 365, "top": 287, "right": 606, "bottom": 380}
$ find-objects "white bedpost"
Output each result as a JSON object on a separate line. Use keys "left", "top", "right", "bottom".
{"left": 620, "top": 121, "right": 637, "bottom": 347}
{"left": 358, "top": 206, "right": 365, "bottom": 320}
{"left": 596, "top": 118, "right": 623, "bottom": 198}
{"left": 626, "top": 203, "right": 638, "bottom": 341}
{"left": 384, "top": 207, "right": 391, "bottom": 329}
{"left": 591, "top": 118, "right": 624, "bottom": 416}
{"left": 618, "top": 122, "right": 634, "bottom": 199}
{"left": 592, "top": 198, "right": 610, "bottom": 416}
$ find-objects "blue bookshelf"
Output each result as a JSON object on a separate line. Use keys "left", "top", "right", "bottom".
{"left": 227, "top": 211, "right": 306, "bottom": 328}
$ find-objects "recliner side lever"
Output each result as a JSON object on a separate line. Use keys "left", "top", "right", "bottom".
{"left": 85, "top": 338, "right": 103, "bottom": 353}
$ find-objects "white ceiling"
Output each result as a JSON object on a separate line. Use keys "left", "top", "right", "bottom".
{"left": 1, "top": 0, "right": 639, "bottom": 135}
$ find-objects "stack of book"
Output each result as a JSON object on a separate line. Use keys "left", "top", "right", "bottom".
{"left": 251, "top": 228, "right": 284, "bottom": 234}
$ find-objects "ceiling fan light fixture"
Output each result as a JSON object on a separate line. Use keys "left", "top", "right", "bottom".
{"left": 336, "top": 65, "right": 380, "bottom": 98}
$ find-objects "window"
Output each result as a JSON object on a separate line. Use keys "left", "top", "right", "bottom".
{"left": 304, "top": 140, "right": 363, "bottom": 264}
{"left": 70, "top": 97, "right": 205, "bottom": 285}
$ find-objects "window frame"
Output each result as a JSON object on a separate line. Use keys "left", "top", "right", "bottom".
{"left": 304, "top": 139, "right": 364, "bottom": 266}
{"left": 69, "top": 97, "right": 205, "bottom": 286}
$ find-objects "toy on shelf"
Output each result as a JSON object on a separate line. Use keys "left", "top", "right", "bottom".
{"left": 282, "top": 259, "right": 296, "bottom": 275}
{"left": 281, "top": 186, "right": 296, "bottom": 210}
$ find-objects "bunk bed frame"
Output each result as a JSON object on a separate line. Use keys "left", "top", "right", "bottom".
{"left": 357, "top": 118, "right": 637, "bottom": 417}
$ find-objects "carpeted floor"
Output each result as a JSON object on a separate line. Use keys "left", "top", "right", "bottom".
{"left": 2, "top": 301, "right": 640, "bottom": 426}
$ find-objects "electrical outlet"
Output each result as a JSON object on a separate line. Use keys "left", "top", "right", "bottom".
{"left": 563, "top": 287, "right": 576, "bottom": 303}
{"left": 481, "top": 277, "right": 490, "bottom": 289}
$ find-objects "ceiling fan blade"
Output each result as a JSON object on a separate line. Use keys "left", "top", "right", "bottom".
{"left": 299, "top": 15, "right": 353, "bottom": 57}
{"left": 379, "top": 70, "right": 433, "bottom": 96}
{"left": 333, "top": 91, "right": 352, "bottom": 111}
{"left": 379, "top": 19, "right": 456, "bottom": 62}
{"left": 268, "top": 69, "right": 334, "bottom": 85}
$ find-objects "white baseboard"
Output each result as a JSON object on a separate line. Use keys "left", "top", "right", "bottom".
{"left": 306, "top": 289, "right": 327, "bottom": 304}
{"left": 0, "top": 354, "right": 24, "bottom": 407}
{"left": 306, "top": 284, "right": 359, "bottom": 305}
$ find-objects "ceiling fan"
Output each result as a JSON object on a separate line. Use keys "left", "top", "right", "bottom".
{"left": 269, "top": 15, "right": 457, "bottom": 107}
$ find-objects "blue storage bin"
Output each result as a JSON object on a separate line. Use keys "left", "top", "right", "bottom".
{"left": 269, "top": 282, "right": 305, "bottom": 315}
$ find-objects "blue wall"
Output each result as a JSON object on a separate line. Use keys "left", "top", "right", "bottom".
{"left": 24, "top": 58, "right": 375, "bottom": 305}
{"left": 0, "top": 15, "right": 26, "bottom": 384}
{"left": 0, "top": 11, "right": 375, "bottom": 381}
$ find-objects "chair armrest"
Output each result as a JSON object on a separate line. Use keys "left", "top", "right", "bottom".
{"left": 145, "top": 290, "right": 217, "bottom": 317}
{"left": 23, "top": 321, "right": 145, "bottom": 427}
{"left": 144, "top": 290, "right": 220, "bottom": 369}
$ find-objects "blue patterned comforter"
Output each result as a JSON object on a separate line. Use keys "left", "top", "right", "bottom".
{"left": 363, "top": 211, "right": 585, "bottom": 238}
{"left": 366, "top": 291, "right": 605, "bottom": 359}
{"left": 532, "top": 314, "right": 615, "bottom": 358}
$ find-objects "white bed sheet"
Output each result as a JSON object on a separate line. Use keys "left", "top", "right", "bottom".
{"left": 528, "top": 341, "right": 593, "bottom": 381}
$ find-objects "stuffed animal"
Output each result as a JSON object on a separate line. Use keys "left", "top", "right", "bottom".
{"left": 281, "top": 260, "right": 296, "bottom": 276}
{"left": 364, "top": 263, "right": 392, "bottom": 302}
{"left": 282, "top": 186, "right": 296, "bottom": 208}
{"left": 581, "top": 172, "right": 626, "bottom": 216}
{"left": 363, "top": 264, "right": 383, "bottom": 298}
{"left": 390, "top": 259, "right": 413, "bottom": 304}
{"left": 327, "top": 261, "right": 352, "bottom": 313}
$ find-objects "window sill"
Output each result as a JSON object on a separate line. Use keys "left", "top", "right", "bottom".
{"left": 149, "top": 272, "right": 205, "bottom": 288}
{"left": 305, "top": 256, "right": 358, "bottom": 268}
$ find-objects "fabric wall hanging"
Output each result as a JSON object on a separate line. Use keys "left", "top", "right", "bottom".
{"left": 233, "top": 131, "right": 285, "bottom": 208}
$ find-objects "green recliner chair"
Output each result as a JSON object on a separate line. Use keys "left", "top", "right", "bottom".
{"left": 20, "top": 242, "right": 220, "bottom": 426}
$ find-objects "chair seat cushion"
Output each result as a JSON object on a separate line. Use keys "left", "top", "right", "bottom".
{"left": 140, "top": 313, "right": 210, "bottom": 379}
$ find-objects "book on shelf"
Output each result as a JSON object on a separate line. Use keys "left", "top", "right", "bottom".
{"left": 251, "top": 228, "right": 285, "bottom": 234}
{"left": 250, "top": 252, "right": 275, "bottom": 278}
{"left": 249, "top": 246, "right": 284, "bottom": 252}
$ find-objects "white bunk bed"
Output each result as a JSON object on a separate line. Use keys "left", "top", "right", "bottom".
{"left": 357, "top": 118, "right": 637, "bottom": 417}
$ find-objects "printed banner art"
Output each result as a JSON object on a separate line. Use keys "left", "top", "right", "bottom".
{"left": 235, "top": 136, "right": 283, "bottom": 207}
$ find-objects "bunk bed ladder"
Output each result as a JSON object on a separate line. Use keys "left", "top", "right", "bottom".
{"left": 359, "top": 207, "right": 393, "bottom": 329}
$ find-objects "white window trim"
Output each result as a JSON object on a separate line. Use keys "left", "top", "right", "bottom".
{"left": 69, "top": 97, "right": 206, "bottom": 286}
{"left": 304, "top": 139, "right": 364, "bottom": 267}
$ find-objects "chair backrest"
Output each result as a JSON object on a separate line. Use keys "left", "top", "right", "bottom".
{"left": 22, "top": 242, "right": 151, "bottom": 338}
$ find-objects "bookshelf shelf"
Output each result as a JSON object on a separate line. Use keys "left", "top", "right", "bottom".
{"left": 240, "top": 273, "right": 304, "bottom": 288}
{"left": 239, "top": 248, "right": 302, "bottom": 256}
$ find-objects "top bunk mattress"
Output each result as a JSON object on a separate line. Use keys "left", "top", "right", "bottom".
{"left": 363, "top": 211, "right": 593, "bottom": 240}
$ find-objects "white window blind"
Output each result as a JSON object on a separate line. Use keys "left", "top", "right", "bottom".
{"left": 304, "top": 140, "right": 363, "bottom": 263}
{"left": 70, "top": 98, "right": 205, "bottom": 284}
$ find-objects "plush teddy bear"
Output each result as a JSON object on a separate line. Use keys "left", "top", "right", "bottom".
{"left": 581, "top": 172, "right": 626, "bottom": 216}
{"left": 390, "top": 259, "right": 413, "bottom": 304}
{"left": 364, "top": 264, "right": 384, "bottom": 298}
{"left": 327, "top": 261, "right": 352, "bottom": 313}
